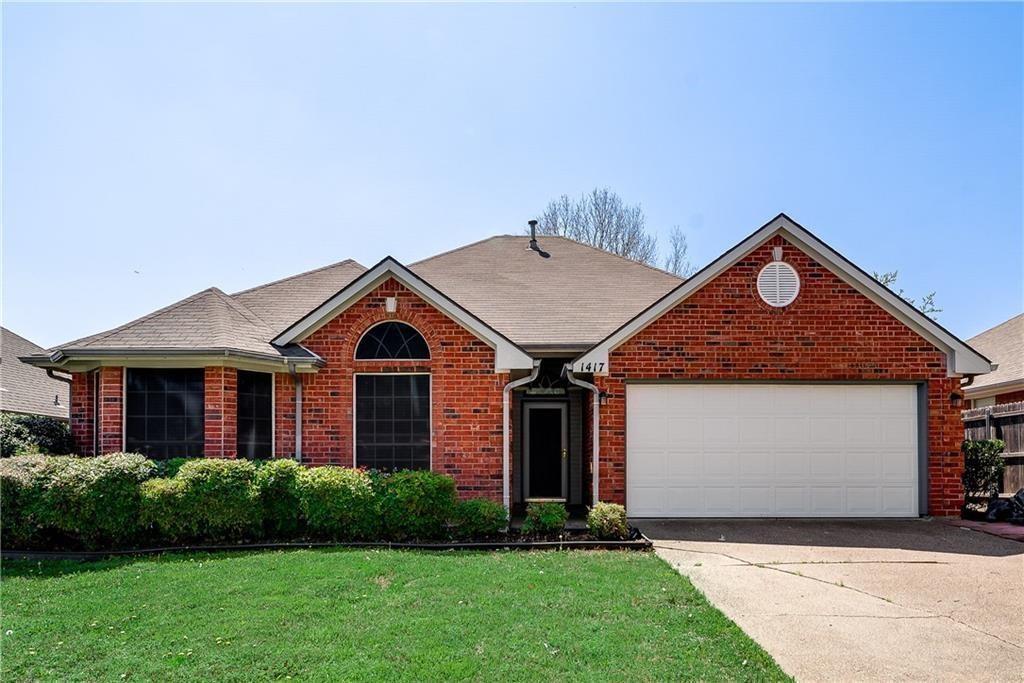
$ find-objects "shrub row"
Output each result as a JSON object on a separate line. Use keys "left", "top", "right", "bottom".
{"left": 1, "top": 454, "right": 632, "bottom": 550}
{"left": 0, "top": 455, "right": 509, "bottom": 549}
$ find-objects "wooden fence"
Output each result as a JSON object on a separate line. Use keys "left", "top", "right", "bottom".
{"left": 962, "top": 401, "right": 1024, "bottom": 494}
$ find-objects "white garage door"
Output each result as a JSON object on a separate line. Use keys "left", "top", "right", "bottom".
{"left": 626, "top": 384, "right": 919, "bottom": 517}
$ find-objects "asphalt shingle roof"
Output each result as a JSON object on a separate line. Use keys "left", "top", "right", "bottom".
{"left": 233, "top": 259, "right": 367, "bottom": 331}
{"left": 966, "top": 314, "right": 1023, "bottom": 391}
{"left": 1, "top": 327, "right": 70, "bottom": 418}
{"left": 410, "top": 235, "right": 683, "bottom": 348}
{"left": 41, "top": 237, "right": 682, "bottom": 358}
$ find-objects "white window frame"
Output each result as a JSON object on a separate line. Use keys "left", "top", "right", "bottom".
{"left": 353, "top": 321, "right": 431, "bottom": 361}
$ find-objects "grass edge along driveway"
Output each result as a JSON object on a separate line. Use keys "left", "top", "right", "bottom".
{"left": 1, "top": 549, "right": 788, "bottom": 681}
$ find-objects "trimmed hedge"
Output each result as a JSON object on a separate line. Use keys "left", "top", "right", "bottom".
{"left": 1, "top": 454, "right": 520, "bottom": 549}
{"left": 297, "top": 466, "right": 379, "bottom": 540}
{"left": 378, "top": 470, "right": 457, "bottom": 541}
{"left": 0, "top": 453, "right": 155, "bottom": 549}
{"left": 255, "top": 459, "right": 303, "bottom": 538}
{"left": 451, "top": 498, "right": 508, "bottom": 539}
{"left": 142, "top": 459, "right": 262, "bottom": 542}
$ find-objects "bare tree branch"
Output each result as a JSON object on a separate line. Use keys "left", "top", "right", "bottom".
{"left": 872, "top": 270, "right": 942, "bottom": 319}
{"left": 664, "top": 226, "right": 694, "bottom": 277}
{"left": 535, "top": 188, "right": 658, "bottom": 265}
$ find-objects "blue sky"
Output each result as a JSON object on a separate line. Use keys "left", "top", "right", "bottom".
{"left": 3, "top": 2, "right": 1021, "bottom": 348}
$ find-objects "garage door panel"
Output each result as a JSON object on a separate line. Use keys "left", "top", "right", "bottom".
{"left": 882, "top": 487, "right": 915, "bottom": 514}
{"left": 666, "top": 450, "right": 700, "bottom": 476}
{"left": 739, "top": 487, "right": 772, "bottom": 514}
{"left": 775, "top": 487, "right": 809, "bottom": 514}
{"left": 810, "top": 486, "right": 846, "bottom": 515}
{"left": 667, "top": 417, "right": 701, "bottom": 442}
{"left": 626, "top": 384, "right": 919, "bottom": 518}
{"left": 703, "top": 487, "right": 738, "bottom": 514}
{"left": 739, "top": 450, "right": 773, "bottom": 476}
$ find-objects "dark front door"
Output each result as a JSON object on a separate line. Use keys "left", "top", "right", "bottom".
{"left": 525, "top": 402, "right": 567, "bottom": 500}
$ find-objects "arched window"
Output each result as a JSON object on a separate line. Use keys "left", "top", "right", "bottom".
{"left": 355, "top": 321, "right": 430, "bottom": 360}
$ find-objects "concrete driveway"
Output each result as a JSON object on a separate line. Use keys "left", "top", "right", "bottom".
{"left": 643, "top": 519, "right": 1024, "bottom": 681}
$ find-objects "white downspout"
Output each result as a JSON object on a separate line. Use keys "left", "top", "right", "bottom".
{"left": 288, "top": 366, "right": 303, "bottom": 462}
{"left": 565, "top": 366, "right": 600, "bottom": 505}
{"left": 502, "top": 360, "right": 541, "bottom": 511}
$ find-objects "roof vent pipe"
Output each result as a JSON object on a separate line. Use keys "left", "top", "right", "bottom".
{"left": 527, "top": 220, "right": 550, "bottom": 258}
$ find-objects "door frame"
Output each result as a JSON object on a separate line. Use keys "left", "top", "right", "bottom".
{"left": 523, "top": 401, "right": 569, "bottom": 502}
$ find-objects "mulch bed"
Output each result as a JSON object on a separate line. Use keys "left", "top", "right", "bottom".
{"left": 2, "top": 528, "right": 652, "bottom": 562}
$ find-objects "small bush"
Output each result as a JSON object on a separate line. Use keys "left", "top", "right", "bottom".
{"left": 297, "top": 467, "right": 378, "bottom": 540}
{"left": 521, "top": 502, "right": 568, "bottom": 536}
{"left": 962, "top": 439, "right": 1006, "bottom": 507}
{"left": 379, "top": 470, "right": 457, "bottom": 541}
{"left": 0, "top": 413, "right": 73, "bottom": 458}
{"left": 587, "top": 502, "right": 629, "bottom": 540}
{"left": 255, "top": 459, "right": 303, "bottom": 537}
{"left": 451, "top": 498, "right": 507, "bottom": 539}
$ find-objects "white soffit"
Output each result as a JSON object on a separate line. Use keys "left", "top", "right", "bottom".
{"left": 572, "top": 214, "right": 993, "bottom": 377}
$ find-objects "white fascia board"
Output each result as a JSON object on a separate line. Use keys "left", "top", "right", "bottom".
{"left": 573, "top": 214, "right": 993, "bottom": 378}
{"left": 272, "top": 258, "right": 534, "bottom": 372}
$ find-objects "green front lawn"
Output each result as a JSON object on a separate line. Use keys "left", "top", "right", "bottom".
{"left": 1, "top": 550, "right": 786, "bottom": 681}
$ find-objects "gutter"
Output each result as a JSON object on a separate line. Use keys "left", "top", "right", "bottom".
{"left": 45, "top": 369, "right": 73, "bottom": 386}
{"left": 502, "top": 360, "right": 541, "bottom": 511}
{"left": 564, "top": 365, "right": 602, "bottom": 505}
{"left": 19, "top": 347, "right": 325, "bottom": 370}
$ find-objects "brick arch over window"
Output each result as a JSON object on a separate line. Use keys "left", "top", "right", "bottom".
{"left": 273, "top": 278, "right": 509, "bottom": 500}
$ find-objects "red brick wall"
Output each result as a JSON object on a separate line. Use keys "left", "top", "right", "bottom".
{"left": 594, "top": 235, "right": 964, "bottom": 516}
{"left": 70, "top": 371, "right": 96, "bottom": 455}
{"left": 995, "top": 390, "right": 1024, "bottom": 405}
{"left": 97, "top": 367, "right": 123, "bottom": 453}
{"left": 204, "top": 367, "right": 238, "bottom": 458}
{"left": 275, "top": 277, "right": 509, "bottom": 500}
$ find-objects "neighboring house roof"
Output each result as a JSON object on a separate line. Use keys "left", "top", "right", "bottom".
{"left": 1, "top": 327, "right": 70, "bottom": 419}
{"left": 573, "top": 214, "right": 993, "bottom": 378}
{"left": 410, "top": 235, "right": 682, "bottom": 349}
{"left": 964, "top": 313, "right": 1023, "bottom": 396}
{"left": 274, "top": 257, "right": 535, "bottom": 372}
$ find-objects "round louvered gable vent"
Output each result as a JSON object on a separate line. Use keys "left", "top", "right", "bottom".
{"left": 757, "top": 262, "right": 800, "bottom": 307}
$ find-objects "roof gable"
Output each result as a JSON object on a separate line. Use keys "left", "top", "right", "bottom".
{"left": 572, "top": 214, "right": 993, "bottom": 377}
{"left": 273, "top": 257, "right": 535, "bottom": 371}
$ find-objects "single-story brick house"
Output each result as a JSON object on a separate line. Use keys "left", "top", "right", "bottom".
{"left": 23, "top": 214, "right": 992, "bottom": 517}
{"left": 963, "top": 313, "right": 1022, "bottom": 408}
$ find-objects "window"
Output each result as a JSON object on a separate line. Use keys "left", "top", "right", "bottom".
{"left": 355, "top": 374, "right": 430, "bottom": 471}
{"left": 125, "top": 369, "right": 205, "bottom": 459}
{"left": 237, "top": 370, "right": 273, "bottom": 459}
{"left": 355, "top": 322, "right": 429, "bottom": 360}
{"left": 973, "top": 396, "right": 996, "bottom": 409}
